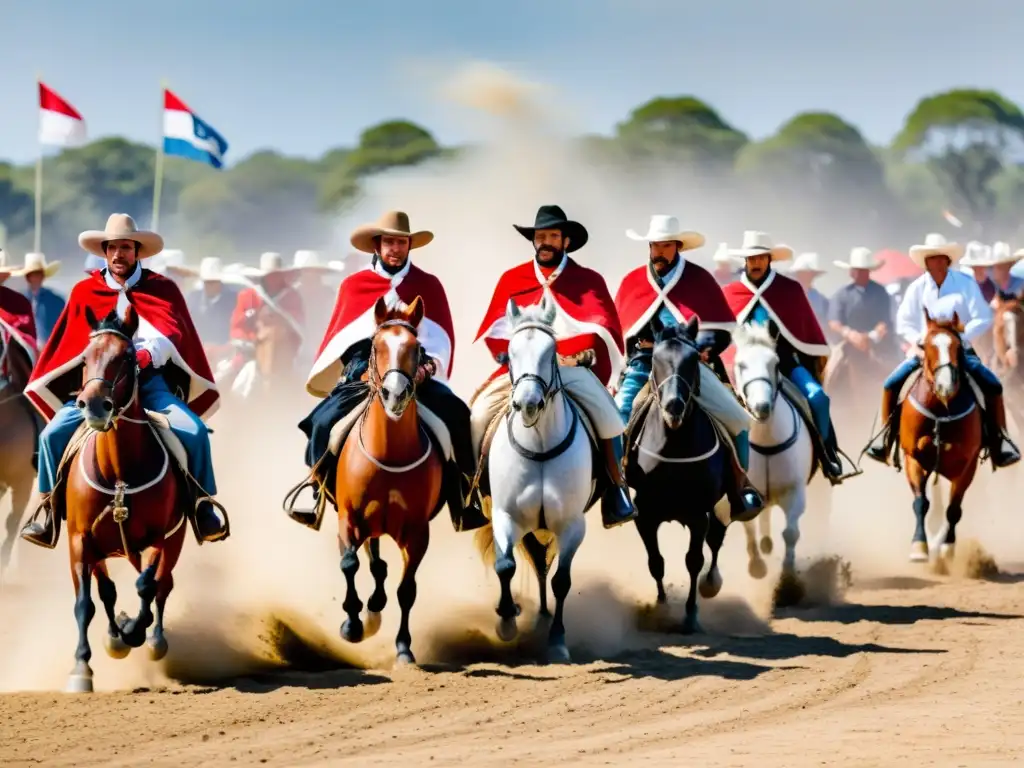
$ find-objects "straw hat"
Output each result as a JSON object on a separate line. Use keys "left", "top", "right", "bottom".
{"left": 960, "top": 241, "right": 994, "bottom": 268}
{"left": 350, "top": 211, "right": 433, "bottom": 255}
{"left": 625, "top": 215, "right": 705, "bottom": 251}
{"left": 0, "top": 249, "right": 11, "bottom": 276}
{"left": 712, "top": 242, "right": 739, "bottom": 265}
{"left": 990, "top": 241, "right": 1022, "bottom": 266}
{"left": 833, "top": 246, "right": 884, "bottom": 271}
{"left": 730, "top": 230, "right": 793, "bottom": 262}
{"left": 908, "top": 233, "right": 964, "bottom": 269}
{"left": 78, "top": 213, "right": 164, "bottom": 259}
{"left": 18, "top": 252, "right": 61, "bottom": 278}
{"left": 787, "top": 252, "right": 826, "bottom": 275}
{"left": 240, "top": 251, "right": 305, "bottom": 279}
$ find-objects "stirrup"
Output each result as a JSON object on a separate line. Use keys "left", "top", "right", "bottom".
{"left": 191, "top": 496, "right": 230, "bottom": 544}
{"left": 20, "top": 497, "right": 58, "bottom": 549}
{"left": 282, "top": 476, "right": 329, "bottom": 532}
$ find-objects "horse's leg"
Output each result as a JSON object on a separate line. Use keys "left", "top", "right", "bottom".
{"left": 941, "top": 462, "right": 977, "bottom": 561}
{"left": 67, "top": 535, "right": 96, "bottom": 693}
{"left": 634, "top": 508, "right": 666, "bottom": 603}
{"left": 777, "top": 486, "right": 807, "bottom": 575}
{"left": 117, "top": 547, "right": 161, "bottom": 648}
{"left": 339, "top": 528, "right": 365, "bottom": 643}
{"left": 394, "top": 526, "right": 429, "bottom": 665}
{"left": 147, "top": 532, "right": 185, "bottom": 662}
{"left": 363, "top": 538, "right": 387, "bottom": 639}
{"left": 743, "top": 517, "right": 768, "bottom": 579}
{"left": 681, "top": 512, "right": 710, "bottom": 635}
{"left": 94, "top": 562, "right": 129, "bottom": 660}
{"left": 1, "top": 478, "right": 31, "bottom": 579}
{"left": 906, "top": 457, "right": 930, "bottom": 562}
{"left": 548, "top": 514, "right": 586, "bottom": 664}
{"left": 700, "top": 511, "right": 727, "bottom": 598}
{"left": 492, "top": 509, "right": 523, "bottom": 642}
{"left": 758, "top": 485, "right": 774, "bottom": 555}
{"left": 521, "top": 532, "right": 551, "bottom": 621}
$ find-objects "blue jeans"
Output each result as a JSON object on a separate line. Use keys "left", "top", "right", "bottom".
{"left": 884, "top": 350, "right": 1002, "bottom": 396}
{"left": 789, "top": 365, "right": 832, "bottom": 441}
{"left": 615, "top": 355, "right": 652, "bottom": 424}
{"left": 37, "top": 373, "right": 217, "bottom": 496}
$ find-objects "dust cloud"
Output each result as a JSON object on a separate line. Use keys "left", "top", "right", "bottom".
{"left": 1, "top": 60, "right": 1023, "bottom": 693}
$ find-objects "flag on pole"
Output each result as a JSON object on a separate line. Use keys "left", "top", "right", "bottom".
{"left": 162, "top": 89, "right": 228, "bottom": 168}
{"left": 38, "top": 82, "right": 86, "bottom": 146}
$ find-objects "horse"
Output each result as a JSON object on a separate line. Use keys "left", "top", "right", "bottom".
{"left": 0, "top": 334, "right": 38, "bottom": 579}
{"left": 474, "top": 295, "right": 592, "bottom": 663}
{"left": 63, "top": 304, "right": 188, "bottom": 693}
{"left": 731, "top": 322, "right": 817, "bottom": 579}
{"left": 332, "top": 296, "right": 443, "bottom": 665}
{"left": 991, "top": 290, "right": 1024, "bottom": 429}
{"left": 624, "top": 315, "right": 730, "bottom": 633}
{"left": 896, "top": 309, "right": 983, "bottom": 563}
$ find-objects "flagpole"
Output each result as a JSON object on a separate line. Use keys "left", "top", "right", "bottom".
{"left": 151, "top": 78, "right": 168, "bottom": 231}
{"left": 34, "top": 73, "right": 43, "bottom": 254}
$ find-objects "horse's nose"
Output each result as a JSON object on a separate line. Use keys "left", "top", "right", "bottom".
{"left": 665, "top": 398, "right": 684, "bottom": 418}
{"left": 511, "top": 399, "right": 521, "bottom": 411}
{"left": 751, "top": 402, "right": 770, "bottom": 421}
{"left": 76, "top": 399, "right": 85, "bottom": 410}
{"left": 381, "top": 385, "right": 392, "bottom": 401}
{"left": 102, "top": 399, "right": 113, "bottom": 413}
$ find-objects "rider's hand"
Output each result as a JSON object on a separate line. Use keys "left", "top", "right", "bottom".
{"left": 911, "top": 344, "right": 926, "bottom": 360}
{"left": 699, "top": 347, "right": 712, "bottom": 363}
{"left": 873, "top": 322, "right": 888, "bottom": 340}
{"left": 414, "top": 358, "right": 437, "bottom": 386}
{"left": 136, "top": 349, "right": 153, "bottom": 369}
{"left": 850, "top": 331, "right": 871, "bottom": 352}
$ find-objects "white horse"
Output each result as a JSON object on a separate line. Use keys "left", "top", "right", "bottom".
{"left": 475, "top": 295, "right": 592, "bottom": 663}
{"left": 732, "top": 322, "right": 816, "bottom": 578}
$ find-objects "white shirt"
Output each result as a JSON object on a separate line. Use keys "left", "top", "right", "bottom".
{"left": 103, "top": 264, "right": 176, "bottom": 368}
{"left": 896, "top": 268, "right": 992, "bottom": 349}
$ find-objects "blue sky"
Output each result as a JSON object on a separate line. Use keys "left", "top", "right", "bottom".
{"left": 3, "top": 0, "right": 1020, "bottom": 165}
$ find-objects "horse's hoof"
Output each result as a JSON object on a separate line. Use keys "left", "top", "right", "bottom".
{"left": 496, "top": 616, "right": 518, "bottom": 642}
{"left": 680, "top": 616, "right": 704, "bottom": 635}
{"left": 104, "top": 633, "right": 130, "bottom": 660}
{"left": 748, "top": 558, "right": 768, "bottom": 580}
{"left": 395, "top": 649, "right": 416, "bottom": 666}
{"left": 363, "top": 611, "right": 382, "bottom": 639}
{"left": 760, "top": 536, "right": 774, "bottom": 555}
{"left": 940, "top": 542, "right": 956, "bottom": 561}
{"left": 547, "top": 642, "right": 572, "bottom": 664}
{"left": 909, "top": 541, "right": 929, "bottom": 563}
{"left": 699, "top": 569, "right": 723, "bottom": 599}
{"left": 147, "top": 635, "right": 169, "bottom": 662}
{"left": 534, "top": 612, "right": 552, "bottom": 632}
{"left": 65, "top": 663, "right": 93, "bottom": 694}
{"left": 341, "top": 618, "right": 364, "bottom": 643}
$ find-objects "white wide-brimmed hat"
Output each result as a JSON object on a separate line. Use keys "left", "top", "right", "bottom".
{"left": 79, "top": 213, "right": 164, "bottom": 259}
{"left": 169, "top": 256, "right": 234, "bottom": 283}
{"left": 908, "top": 232, "right": 964, "bottom": 269}
{"left": 293, "top": 249, "right": 344, "bottom": 273}
{"left": 153, "top": 249, "right": 194, "bottom": 278}
{"left": 711, "top": 242, "right": 740, "bottom": 265}
{"left": 990, "top": 241, "right": 1022, "bottom": 266}
{"left": 241, "top": 251, "right": 304, "bottom": 278}
{"left": 0, "top": 249, "right": 12, "bottom": 276}
{"left": 731, "top": 230, "right": 793, "bottom": 262}
{"left": 833, "top": 246, "right": 884, "bottom": 271}
{"left": 960, "top": 241, "right": 994, "bottom": 268}
{"left": 625, "top": 215, "right": 705, "bottom": 252}
{"left": 787, "top": 252, "right": 826, "bottom": 275}
{"left": 17, "top": 252, "right": 61, "bottom": 278}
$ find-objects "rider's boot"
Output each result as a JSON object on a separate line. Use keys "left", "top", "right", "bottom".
{"left": 985, "top": 394, "right": 1021, "bottom": 468}
{"left": 821, "top": 421, "right": 845, "bottom": 485}
{"left": 20, "top": 493, "right": 59, "bottom": 549}
{"left": 446, "top": 460, "right": 489, "bottom": 532}
{"left": 600, "top": 435, "right": 638, "bottom": 529}
{"left": 192, "top": 497, "right": 230, "bottom": 544}
{"left": 865, "top": 387, "right": 898, "bottom": 465}
{"left": 727, "top": 432, "right": 764, "bottom": 523}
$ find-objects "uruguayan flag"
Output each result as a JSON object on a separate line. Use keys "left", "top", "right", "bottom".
{"left": 162, "top": 88, "right": 228, "bottom": 168}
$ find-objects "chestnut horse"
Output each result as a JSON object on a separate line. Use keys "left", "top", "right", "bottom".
{"left": 63, "top": 305, "right": 188, "bottom": 693}
{"left": 897, "top": 310, "right": 983, "bottom": 563}
{"left": 991, "top": 291, "right": 1024, "bottom": 429}
{"left": 0, "top": 335, "right": 38, "bottom": 579}
{"left": 333, "top": 296, "right": 443, "bottom": 665}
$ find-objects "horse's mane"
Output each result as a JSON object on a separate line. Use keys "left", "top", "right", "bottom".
{"left": 510, "top": 302, "right": 555, "bottom": 329}
{"left": 733, "top": 321, "right": 775, "bottom": 350}
{"left": 376, "top": 304, "right": 420, "bottom": 335}
{"left": 92, "top": 310, "right": 131, "bottom": 337}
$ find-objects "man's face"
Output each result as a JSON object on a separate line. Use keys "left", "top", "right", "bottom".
{"left": 992, "top": 263, "right": 1012, "bottom": 284}
{"left": 533, "top": 228, "right": 567, "bottom": 265}
{"left": 793, "top": 271, "right": 816, "bottom": 290}
{"left": 925, "top": 254, "right": 951, "bottom": 282}
{"left": 105, "top": 239, "right": 139, "bottom": 279}
{"left": 378, "top": 235, "right": 411, "bottom": 270}
{"left": 970, "top": 266, "right": 989, "bottom": 282}
{"left": 648, "top": 241, "right": 679, "bottom": 273}
{"left": 850, "top": 268, "right": 871, "bottom": 287}
{"left": 745, "top": 254, "right": 771, "bottom": 281}
{"left": 203, "top": 279, "right": 222, "bottom": 297}
{"left": 263, "top": 272, "right": 287, "bottom": 294}
{"left": 25, "top": 271, "right": 44, "bottom": 290}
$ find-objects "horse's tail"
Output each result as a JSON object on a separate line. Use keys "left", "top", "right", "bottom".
{"left": 473, "top": 524, "right": 557, "bottom": 574}
{"left": 473, "top": 523, "right": 496, "bottom": 568}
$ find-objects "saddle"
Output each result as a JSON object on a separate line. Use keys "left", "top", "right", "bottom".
{"left": 326, "top": 394, "right": 453, "bottom": 461}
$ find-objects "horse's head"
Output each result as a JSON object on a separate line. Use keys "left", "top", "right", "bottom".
{"left": 506, "top": 294, "right": 558, "bottom": 428}
{"left": 79, "top": 304, "right": 139, "bottom": 432}
{"left": 370, "top": 295, "right": 424, "bottom": 420}
{"left": 733, "top": 321, "right": 780, "bottom": 422}
{"left": 649, "top": 314, "right": 702, "bottom": 430}
{"left": 922, "top": 308, "right": 964, "bottom": 405}
{"left": 994, "top": 290, "right": 1024, "bottom": 371}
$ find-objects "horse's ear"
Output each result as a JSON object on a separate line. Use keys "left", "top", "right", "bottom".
{"left": 767, "top": 319, "right": 781, "bottom": 340}
{"left": 539, "top": 293, "right": 557, "bottom": 326}
{"left": 373, "top": 296, "right": 388, "bottom": 326}
{"left": 506, "top": 298, "right": 521, "bottom": 324}
{"left": 923, "top": 307, "right": 933, "bottom": 327}
{"left": 650, "top": 314, "right": 665, "bottom": 340}
{"left": 684, "top": 314, "right": 700, "bottom": 340}
{"left": 405, "top": 295, "right": 424, "bottom": 327}
{"left": 952, "top": 311, "right": 964, "bottom": 334}
{"left": 84, "top": 306, "right": 99, "bottom": 330}
{"left": 122, "top": 303, "right": 139, "bottom": 337}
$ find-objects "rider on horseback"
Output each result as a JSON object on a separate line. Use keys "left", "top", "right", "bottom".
{"left": 294, "top": 211, "right": 488, "bottom": 533}
{"left": 20, "top": 214, "right": 230, "bottom": 549}
{"left": 722, "top": 231, "right": 849, "bottom": 484}
{"left": 471, "top": 205, "right": 637, "bottom": 529}
{"left": 612, "top": 215, "right": 764, "bottom": 521}
{"left": 865, "top": 233, "right": 1021, "bottom": 468}
{"left": 0, "top": 250, "right": 39, "bottom": 383}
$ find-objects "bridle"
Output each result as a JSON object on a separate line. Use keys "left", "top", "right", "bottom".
{"left": 507, "top": 321, "right": 565, "bottom": 410}
{"left": 368, "top": 319, "right": 421, "bottom": 403}
{"left": 650, "top": 337, "right": 700, "bottom": 420}
{"left": 740, "top": 366, "right": 781, "bottom": 408}
{"left": 923, "top": 330, "right": 961, "bottom": 396}
{"left": 82, "top": 328, "right": 140, "bottom": 423}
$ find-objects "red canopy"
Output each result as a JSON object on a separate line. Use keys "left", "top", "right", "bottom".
{"left": 871, "top": 250, "right": 922, "bottom": 284}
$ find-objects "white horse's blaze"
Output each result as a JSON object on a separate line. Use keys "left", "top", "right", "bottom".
{"left": 1003, "top": 311, "right": 1017, "bottom": 353}
{"left": 930, "top": 332, "right": 955, "bottom": 397}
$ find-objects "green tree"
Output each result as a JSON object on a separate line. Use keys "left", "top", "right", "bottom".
{"left": 892, "top": 89, "right": 1024, "bottom": 236}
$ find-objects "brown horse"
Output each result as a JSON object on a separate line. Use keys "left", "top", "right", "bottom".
{"left": 333, "top": 296, "right": 442, "bottom": 665}
{"left": 991, "top": 291, "right": 1024, "bottom": 428}
{"left": 63, "top": 305, "right": 188, "bottom": 693}
{"left": 0, "top": 334, "right": 38, "bottom": 578}
{"left": 252, "top": 300, "right": 302, "bottom": 395}
{"left": 898, "top": 309, "right": 983, "bottom": 564}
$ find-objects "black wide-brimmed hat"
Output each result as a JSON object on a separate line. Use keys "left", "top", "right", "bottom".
{"left": 513, "top": 205, "right": 588, "bottom": 253}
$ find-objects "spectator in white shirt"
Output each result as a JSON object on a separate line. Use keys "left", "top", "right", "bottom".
{"left": 865, "top": 233, "right": 1019, "bottom": 469}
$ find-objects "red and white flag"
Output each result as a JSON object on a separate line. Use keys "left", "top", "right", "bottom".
{"left": 38, "top": 81, "right": 86, "bottom": 147}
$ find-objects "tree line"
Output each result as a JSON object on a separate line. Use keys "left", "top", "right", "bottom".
{"left": 2, "top": 87, "right": 1023, "bottom": 263}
